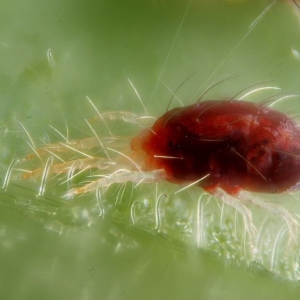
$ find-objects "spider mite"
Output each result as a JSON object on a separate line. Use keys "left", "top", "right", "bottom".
{"left": 6, "top": 92, "right": 300, "bottom": 249}
{"left": 2, "top": 2, "right": 299, "bottom": 252}
{"left": 130, "top": 98, "right": 300, "bottom": 242}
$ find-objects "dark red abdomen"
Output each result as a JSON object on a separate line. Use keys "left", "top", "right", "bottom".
{"left": 132, "top": 100, "right": 300, "bottom": 194}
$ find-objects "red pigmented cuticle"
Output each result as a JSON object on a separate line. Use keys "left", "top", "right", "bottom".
{"left": 131, "top": 100, "right": 300, "bottom": 195}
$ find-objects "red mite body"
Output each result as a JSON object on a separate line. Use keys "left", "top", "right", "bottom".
{"left": 131, "top": 100, "right": 300, "bottom": 195}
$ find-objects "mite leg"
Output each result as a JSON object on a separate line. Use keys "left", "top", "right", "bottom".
{"left": 64, "top": 169, "right": 166, "bottom": 199}
{"left": 24, "top": 137, "right": 100, "bottom": 159}
{"left": 212, "top": 187, "right": 257, "bottom": 253}
{"left": 24, "top": 136, "right": 129, "bottom": 161}
{"left": 21, "top": 157, "right": 113, "bottom": 179}
{"left": 23, "top": 110, "right": 153, "bottom": 161}
{"left": 237, "top": 190, "right": 299, "bottom": 246}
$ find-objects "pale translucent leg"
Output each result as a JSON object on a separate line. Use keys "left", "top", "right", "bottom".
{"left": 24, "top": 136, "right": 129, "bottom": 160}
{"left": 21, "top": 157, "right": 113, "bottom": 179}
{"left": 24, "top": 109, "right": 154, "bottom": 161}
{"left": 213, "top": 187, "right": 257, "bottom": 252}
{"left": 238, "top": 190, "right": 299, "bottom": 246}
{"left": 64, "top": 169, "right": 166, "bottom": 199}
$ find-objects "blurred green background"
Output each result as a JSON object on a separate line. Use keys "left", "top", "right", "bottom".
{"left": 1, "top": 0, "right": 300, "bottom": 299}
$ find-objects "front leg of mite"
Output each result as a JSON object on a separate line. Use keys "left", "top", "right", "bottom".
{"left": 64, "top": 169, "right": 166, "bottom": 199}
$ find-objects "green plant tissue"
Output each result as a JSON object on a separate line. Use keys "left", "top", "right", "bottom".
{"left": 1, "top": 0, "right": 300, "bottom": 299}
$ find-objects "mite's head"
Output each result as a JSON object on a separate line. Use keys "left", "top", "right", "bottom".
{"left": 130, "top": 108, "right": 184, "bottom": 172}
